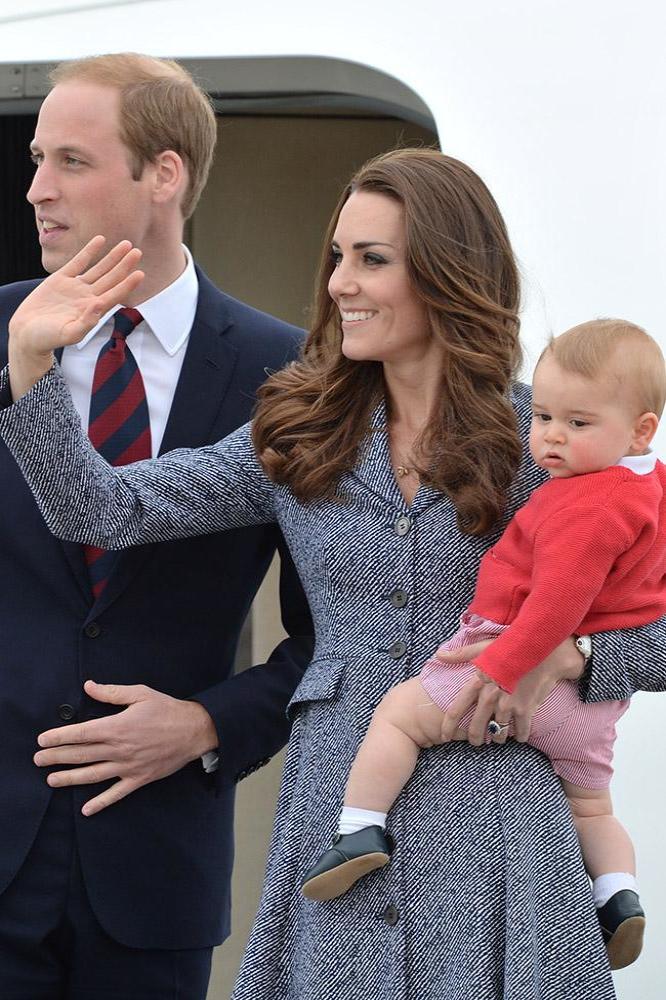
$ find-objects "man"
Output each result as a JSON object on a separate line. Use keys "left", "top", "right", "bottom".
{"left": 0, "top": 53, "right": 313, "bottom": 998}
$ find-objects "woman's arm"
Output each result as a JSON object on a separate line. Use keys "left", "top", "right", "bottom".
{"left": 581, "top": 618, "right": 666, "bottom": 701}
{"left": 0, "top": 361, "right": 275, "bottom": 547}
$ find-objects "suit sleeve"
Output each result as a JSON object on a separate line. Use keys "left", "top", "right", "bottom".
{"left": 0, "top": 362, "right": 276, "bottom": 542}
{"left": 194, "top": 532, "right": 314, "bottom": 786}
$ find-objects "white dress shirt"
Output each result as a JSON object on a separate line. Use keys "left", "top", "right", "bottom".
{"left": 59, "top": 245, "right": 198, "bottom": 455}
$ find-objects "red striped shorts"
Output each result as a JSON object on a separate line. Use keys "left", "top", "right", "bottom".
{"left": 419, "top": 613, "right": 629, "bottom": 788}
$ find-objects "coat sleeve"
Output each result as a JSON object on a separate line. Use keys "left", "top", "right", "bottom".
{"left": 580, "top": 617, "right": 666, "bottom": 701}
{"left": 0, "top": 362, "right": 276, "bottom": 545}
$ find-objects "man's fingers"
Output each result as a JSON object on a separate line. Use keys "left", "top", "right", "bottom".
{"left": 60, "top": 235, "right": 107, "bottom": 277}
{"left": 37, "top": 720, "right": 100, "bottom": 748}
{"left": 84, "top": 679, "right": 151, "bottom": 705}
{"left": 34, "top": 742, "right": 109, "bottom": 767}
{"left": 46, "top": 761, "right": 119, "bottom": 788}
{"left": 82, "top": 240, "right": 137, "bottom": 285}
{"left": 82, "top": 778, "right": 140, "bottom": 817}
{"left": 89, "top": 249, "right": 143, "bottom": 297}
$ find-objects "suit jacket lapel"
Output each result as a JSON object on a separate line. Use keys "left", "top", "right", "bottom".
{"left": 88, "top": 268, "right": 239, "bottom": 618}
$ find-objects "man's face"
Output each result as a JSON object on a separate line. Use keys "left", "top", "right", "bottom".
{"left": 28, "top": 81, "right": 157, "bottom": 273}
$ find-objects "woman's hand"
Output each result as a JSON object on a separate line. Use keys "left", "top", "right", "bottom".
{"left": 8, "top": 237, "right": 143, "bottom": 400}
{"left": 438, "top": 635, "right": 586, "bottom": 745}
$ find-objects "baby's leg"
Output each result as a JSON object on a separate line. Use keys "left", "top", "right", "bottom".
{"left": 563, "top": 779, "right": 644, "bottom": 970}
{"left": 345, "top": 676, "right": 447, "bottom": 813}
{"left": 562, "top": 780, "right": 634, "bottom": 879}
{"left": 301, "top": 678, "right": 446, "bottom": 901}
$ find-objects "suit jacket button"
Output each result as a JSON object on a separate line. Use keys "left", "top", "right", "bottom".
{"left": 58, "top": 704, "right": 75, "bottom": 721}
{"left": 382, "top": 904, "right": 399, "bottom": 925}
{"left": 84, "top": 622, "right": 101, "bottom": 638}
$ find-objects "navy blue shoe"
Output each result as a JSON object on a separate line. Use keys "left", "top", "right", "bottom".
{"left": 597, "top": 889, "right": 645, "bottom": 970}
{"left": 301, "top": 826, "right": 392, "bottom": 901}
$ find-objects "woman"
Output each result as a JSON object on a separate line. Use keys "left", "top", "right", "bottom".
{"left": 2, "top": 149, "right": 663, "bottom": 999}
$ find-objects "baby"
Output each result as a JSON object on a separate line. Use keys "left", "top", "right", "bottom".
{"left": 302, "top": 319, "right": 666, "bottom": 971}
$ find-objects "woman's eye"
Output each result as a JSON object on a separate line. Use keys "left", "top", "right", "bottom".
{"left": 330, "top": 249, "right": 342, "bottom": 267}
{"left": 364, "top": 253, "right": 386, "bottom": 266}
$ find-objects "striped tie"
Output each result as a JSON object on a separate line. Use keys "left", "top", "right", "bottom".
{"left": 84, "top": 307, "right": 152, "bottom": 598}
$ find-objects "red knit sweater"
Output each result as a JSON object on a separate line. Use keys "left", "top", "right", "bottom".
{"left": 470, "top": 463, "right": 666, "bottom": 692}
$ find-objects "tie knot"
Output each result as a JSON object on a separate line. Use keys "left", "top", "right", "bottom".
{"left": 112, "top": 307, "right": 144, "bottom": 341}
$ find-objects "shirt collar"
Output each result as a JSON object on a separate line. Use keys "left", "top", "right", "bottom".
{"left": 617, "top": 450, "right": 657, "bottom": 475}
{"left": 74, "top": 245, "right": 198, "bottom": 356}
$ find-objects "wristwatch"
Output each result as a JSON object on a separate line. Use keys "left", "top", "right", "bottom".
{"left": 574, "top": 634, "right": 592, "bottom": 664}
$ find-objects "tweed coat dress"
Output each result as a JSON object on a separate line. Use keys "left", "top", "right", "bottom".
{"left": 2, "top": 368, "right": 665, "bottom": 1000}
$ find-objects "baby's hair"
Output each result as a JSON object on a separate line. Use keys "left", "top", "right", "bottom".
{"left": 539, "top": 318, "right": 666, "bottom": 418}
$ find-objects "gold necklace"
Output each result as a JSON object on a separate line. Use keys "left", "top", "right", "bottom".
{"left": 395, "top": 464, "right": 412, "bottom": 478}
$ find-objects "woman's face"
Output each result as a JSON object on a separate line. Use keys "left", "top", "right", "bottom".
{"left": 328, "top": 191, "right": 433, "bottom": 365}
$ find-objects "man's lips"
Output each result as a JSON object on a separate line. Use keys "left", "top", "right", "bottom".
{"left": 38, "top": 221, "right": 69, "bottom": 245}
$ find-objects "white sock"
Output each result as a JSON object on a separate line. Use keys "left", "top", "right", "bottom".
{"left": 337, "top": 807, "right": 387, "bottom": 836}
{"left": 593, "top": 872, "right": 638, "bottom": 908}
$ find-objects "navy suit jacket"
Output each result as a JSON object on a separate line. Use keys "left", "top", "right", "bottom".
{"left": 0, "top": 268, "right": 314, "bottom": 949}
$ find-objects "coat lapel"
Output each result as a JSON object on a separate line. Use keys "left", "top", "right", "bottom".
{"left": 86, "top": 268, "right": 239, "bottom": 618}
{"left": 349, "top": 399, "right": 445, "bottom": 516}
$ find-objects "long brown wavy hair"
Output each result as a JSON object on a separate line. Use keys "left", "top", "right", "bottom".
{"left": 253, "top": 148, "right": 523, "bottom": 535}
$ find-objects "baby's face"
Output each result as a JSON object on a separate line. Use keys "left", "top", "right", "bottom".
{"left": 529, "top": 354, "right": 642, "bottom": 478}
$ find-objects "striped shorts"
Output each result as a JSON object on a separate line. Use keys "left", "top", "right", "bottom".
{"left": 419, "top": 613, "right": 629, "bottom": 788}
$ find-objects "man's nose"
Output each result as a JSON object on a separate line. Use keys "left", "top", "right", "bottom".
{"left": 27, "top": 164, "right": 58, "bottom": 206}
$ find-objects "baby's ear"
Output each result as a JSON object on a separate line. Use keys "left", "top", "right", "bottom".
{"left": 631, "top": 411, "right": 659, "bottom": 452}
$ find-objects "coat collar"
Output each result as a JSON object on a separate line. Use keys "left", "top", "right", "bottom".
{"left": 350, "top": 399, "right": 443, "bottom": 516}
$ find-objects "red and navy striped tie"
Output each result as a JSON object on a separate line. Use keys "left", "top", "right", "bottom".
{"left": 84, "top": 307, "right": 151, "bottom": 598}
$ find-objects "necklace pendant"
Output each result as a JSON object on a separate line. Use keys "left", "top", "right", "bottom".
{"left": 396, "top": 465, "right": 410, "bottom": 478}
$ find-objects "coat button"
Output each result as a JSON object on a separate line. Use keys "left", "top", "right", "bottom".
{"left": 394, "top": 515, "right": 411, "bottom": 536}
{"left": 388, "top": 641, "right": 407, "bottom": 660}
{"left": 382, "top": 904, "right": 399, "bottom": 925}
{"left": 58, "top": 704, "right": 75, "bottom": 721}
{"left": 388, "top": 589, "right": 409, "bottom": 608}
{"left": 84, "top": 622, "right": 101, "bottom": 638}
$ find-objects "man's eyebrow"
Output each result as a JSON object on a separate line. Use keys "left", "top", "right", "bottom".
{"left": 29, "top": 142, "right": 91, "bottom": 158}
{"left": 331, "top": 240, "right": 395, "bottom": 250}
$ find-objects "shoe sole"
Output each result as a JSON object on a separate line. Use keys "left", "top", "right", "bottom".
{"left": 606, "top": 915, "right": 646, "bottom": 970}
{"left": 302, "top": 852, "right": 390, "bottom": 901}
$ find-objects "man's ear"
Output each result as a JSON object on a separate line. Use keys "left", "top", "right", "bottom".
{"left": 151, "top": 150, "right": 187, "bottom": 208}
{"left": 629, "top": 411, "right": 659, "bottom": 453}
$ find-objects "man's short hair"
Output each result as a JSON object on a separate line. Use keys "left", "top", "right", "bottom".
{"left": 51, "top": 52, "right": 217, "bottom": 218}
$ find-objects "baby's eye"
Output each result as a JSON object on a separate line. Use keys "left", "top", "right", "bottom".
{"left": 570, "top": 419, "right": 589, "bottom": 428}
{"left": 533, "top": 412, "right": 551, "bottom": 422}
